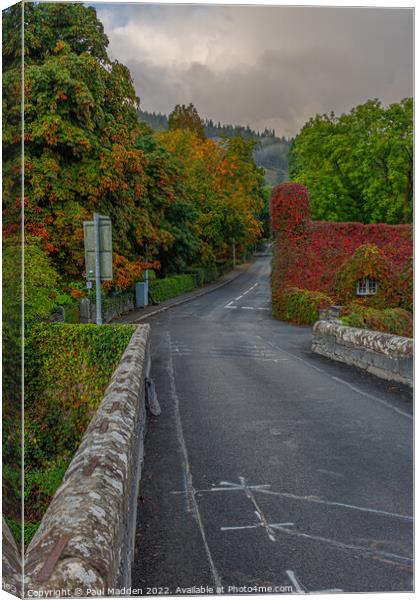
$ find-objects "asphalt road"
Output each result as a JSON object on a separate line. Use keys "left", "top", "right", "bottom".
{"left": 131, "top": 256, "right": 413, "bottom": 595}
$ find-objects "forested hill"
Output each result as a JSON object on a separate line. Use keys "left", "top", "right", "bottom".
{"left": 138, "top": 109, "right": 292, "bottom": 186}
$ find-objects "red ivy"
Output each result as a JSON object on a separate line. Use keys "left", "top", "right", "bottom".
{"left": 271, "top": 183, "right": 413, "bottom": 310}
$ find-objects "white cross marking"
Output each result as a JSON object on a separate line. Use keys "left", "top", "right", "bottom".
{"left": 217, "top": 477, "right": 294, "bottom": 542}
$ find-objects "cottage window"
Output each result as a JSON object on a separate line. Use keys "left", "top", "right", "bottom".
{"left": 356, "top": 277, "right": 377, "bottom": 296}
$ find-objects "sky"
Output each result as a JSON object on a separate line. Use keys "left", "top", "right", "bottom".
{"left": 93, "top": 3, "right": 413, "bottom": 137}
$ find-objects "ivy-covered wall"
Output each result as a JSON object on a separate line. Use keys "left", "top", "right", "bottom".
{"left": 271, "top": 183, "right": 413, "bottom": 331}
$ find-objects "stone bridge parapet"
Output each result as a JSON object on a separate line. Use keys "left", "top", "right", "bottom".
{"left": 312, "top": 320, "right": 413, "bottom": 387}
{"left": 23, "top": 324, "right": 152, "bottom": 597}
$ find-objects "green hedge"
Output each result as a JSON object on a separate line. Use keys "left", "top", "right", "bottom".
{"left": 22, "top": 322, "right": 135, "bottom": 544}
{"left": 273, "top": 287, "right": 334, "bottom": 325}
{"left": 184, "top": 264, "right": 221, "bottom": 286}
{"left": 149, "top": 261, "right": 235, "bottom": 301}
{"left": 340, "top": 305, "right": 412, "bottom": 337}
{"left": 149, "top": 274, "right": 196, "bottom": 302}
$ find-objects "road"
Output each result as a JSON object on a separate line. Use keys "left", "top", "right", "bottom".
{"left": 131, "top": 255, "right": 413, "bottom": 594}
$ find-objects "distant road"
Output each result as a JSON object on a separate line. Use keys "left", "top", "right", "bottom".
{"left": 132, "top": 256, "right": 413, "bottom": 594}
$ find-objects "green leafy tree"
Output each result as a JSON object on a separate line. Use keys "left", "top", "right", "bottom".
{"left": 168, "top": 103, "right": 206, "bottom": 140}
{"left": 3, "top": 2, "right": 167, "bottom": 282}
{"left": 289, "top": 98, "right": 413, "bottom": 224}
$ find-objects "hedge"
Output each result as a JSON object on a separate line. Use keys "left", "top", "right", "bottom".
{"left": 22, "top": 322, "right": 135, "bottom": 544}
{"left": 149, "top": 274, "right": 196, "bottom": 302}
{"left": 184, "top": 263, "right": 225, "bottom": 286}
{"left": 340, "top": 304, "right": 413, "bottom": 338}
{"left": 270, "top": 183, "right": 413, "bottom": 305}
{"left": 273, "top": 287, "right": 333, "bottom": 326}
{"left": 151, "top": 261, "right": 237, "bottom": 300}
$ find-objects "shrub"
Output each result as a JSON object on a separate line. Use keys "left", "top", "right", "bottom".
{"left": 24, "top": 322, "right": 135, "bottom": 539}
{"left": 185, "top": 264, "right": 220, "bottom": 286}
{"left": 3, "top": 237, "right": 62, "bottom": 539}
{"left": 270, "top": 182, "right": 310, "bottom": 235}
{"left": 149, "top": 274, "right": 196, "bottom": 302}
{"left": 340, "top": 305, "right": 412, "bottom": 337}
{"left": 273, "top": 287, "right": 334, "bottom": 326}
{"left": 24, "top": 239, "right": 61, "bottom": 323}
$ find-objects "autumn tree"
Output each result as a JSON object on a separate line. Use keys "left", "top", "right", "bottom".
{"left": 3, "top": 3, "right": 266, "bottom": 289}
{"left": 168, "top": 103, "right": 206, "bottom": 140}
{"left": 288, "top": 98, "right": 413, "bottom": 224}
{"left": 3, "top": 2, "right": 167, "bottom": 285}
{"left": 157, "top": 129, "right": 265, "bottom": 264}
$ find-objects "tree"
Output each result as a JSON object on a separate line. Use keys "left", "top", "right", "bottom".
{"left": 156, "top": 129, "right": 265, "bottom": 264}
{"left": 3, "top": 2, "right": 167, "bottom": 285}
{"left": 288, "top": 98, "right": 413, "bottom": 224}
{"left": 168, "top": 103, "right": 206, "bottom": 140}
{"left": 3, "top": 3, "right": 266, "bottom": 289}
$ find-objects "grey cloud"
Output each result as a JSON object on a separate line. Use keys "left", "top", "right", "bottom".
{"left": 97, "top": 4, "right": 413, "bottom": 137}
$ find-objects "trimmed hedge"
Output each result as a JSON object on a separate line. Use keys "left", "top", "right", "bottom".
{"left": 149, "top": 274, "right": 196, "bottom": 302}
{"left": 185, "top": 264, "right": 220, "bottom": 286}
{"left": 273, "top": 287, "right": 333, "bottom": 326}
{"left": 23, "top": 322, "right": 135, "bottom": 544}
{"left": 151, "top": 261, "right": 237, "bottom": 301}
{"left": 340, "top": 304, "right": 412, "bottom": 338}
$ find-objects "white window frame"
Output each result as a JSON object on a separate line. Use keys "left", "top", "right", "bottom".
{"left": 356, "top": 277, "right": 377, "bottom": 296}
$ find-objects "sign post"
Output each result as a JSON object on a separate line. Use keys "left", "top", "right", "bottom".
{"left": 83, "top": 214, "right": 113, "bottom": 324}
{"left": 94, "top": 213, "right": 102, "bottom": 324}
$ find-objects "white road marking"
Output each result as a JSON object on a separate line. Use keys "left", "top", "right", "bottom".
{"left": 286, "top": 570, "right": 306, "bottom": 593}
{"left": 275, "top": 526, "right": 412, "bottom": 565}
{"left": 223, "top": 282, "right": 260, "bottom": 307}
{"left": 210, "top": 481, "right": 272, "bottom": 492}
{"left": 221, "top": 524, "right": 262, "bottom": 531}
{"left": 171, "top": 475, "right": 412, "bottom": 566}
{"left": 221, "top": 521, "right": 293, "bottom": 532}
{"left": 331, "top": 375, "right": 412, "bottom": 419}
{"left": 171, "top": 483, "right": 271, "bottom": 494}
{"left": 239, "top": 476, "right": 277, "bottom": 542}
{"left": 223, "top": 305, "right": 270, "bottom": 311}
{"left": 260, "top": 337, "right": 412, "bottom": 420}
{"left": 256, "top": 489, "right": 412, "bottom": 521}
{"left": 234, "top": 282, "right": 258, "bottom": 301}
{"left": 166, "top": 331, "right": 222, "bottom": 589}
{"left": 286, "top": 571, "right": 342, "bottom": 594}
{"left": 173, "top": 479, "right": 412, "bottom": 521}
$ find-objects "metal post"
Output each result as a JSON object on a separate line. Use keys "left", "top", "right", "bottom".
{"left": 232, "top": 239, "right": 236, "bottom": 268}
{"left": 94, "top": 212, "right": 102, "bottom": 324}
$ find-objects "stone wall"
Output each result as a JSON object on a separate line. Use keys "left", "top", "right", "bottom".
{"left": 312, "top": 320, "right": 413, "bottom": 387}
{"left": 24, "top": 324, "right": 152, "bottom": 597}
{"left": 2, "top": 518, "right": 22, "bottom": 598}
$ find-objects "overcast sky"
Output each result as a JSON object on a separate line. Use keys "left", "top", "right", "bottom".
{"left": 94, "top": 3, "right": 413, "bottom": 137}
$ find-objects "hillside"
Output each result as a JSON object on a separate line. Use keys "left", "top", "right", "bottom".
{"left": 138, "top": 109, "right": 292, "bottom": 187}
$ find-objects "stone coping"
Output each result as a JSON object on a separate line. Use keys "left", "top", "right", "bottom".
{"left": 313, "top": 320, "right": 413, "bottom": 357}
{"left": 312, "top": 321, "right": 413, "bottom": 387}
